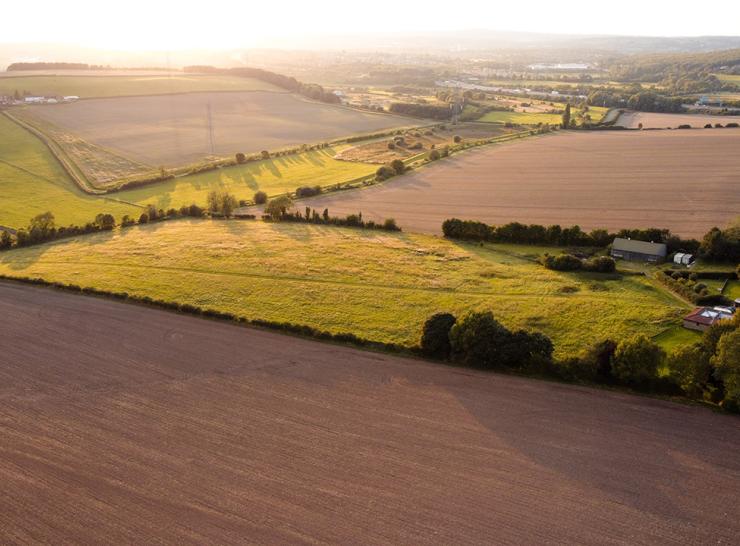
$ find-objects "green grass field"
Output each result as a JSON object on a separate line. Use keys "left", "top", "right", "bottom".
{"left": 0, "top": 75, "right": 279, "bottom": 98}
{"left": 653, "top": 326, "right": 702, "bottom": 353}
{"left": 0, "top": 114, "right": 141, "bottom": 229}
{"left": 113, "top": 148, "right": 376, "bottom": 210}
{"left": 0, "top": 220, "right": 690, "bottom": 356}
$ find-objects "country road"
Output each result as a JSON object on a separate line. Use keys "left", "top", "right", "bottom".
{"left": 1, "top": 281, "right": 738, "bottom": 545}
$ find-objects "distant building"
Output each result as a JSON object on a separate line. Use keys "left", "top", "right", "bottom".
{"left": 24, "top": 96, "right": 45, "bottom": 103}
{"left": 610, "top": 238, "right": 667, "bottom": 263}
{"left": 683, "top": 306, "right": 735, "bottom": 331}
{"left": 673, "top": 252, "right": 695, "bottom": 266}
{"left": 63, "top": 95, "right": 80, "bottom": 101}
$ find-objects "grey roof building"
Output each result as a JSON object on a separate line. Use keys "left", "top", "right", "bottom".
{"left": 610, "top": 238, "right": 667, "bottom": 263}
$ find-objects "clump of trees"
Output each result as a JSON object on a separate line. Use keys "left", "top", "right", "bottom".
{"left": 253, "top": 191, "right": 268, "bottom": 205}
{"left": 264, "top": 199, "right": 400, "bottom": 232}
{"left": 295, "top": 185, "right": 322, "bottom": 198}
{"left": 420, "top": 311, "right": 554, "bottom": 372}
{"left": 207, "top": 191, "right": 239, "bottom": 217}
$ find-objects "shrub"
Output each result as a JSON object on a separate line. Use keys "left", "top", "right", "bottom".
{"left": 376, "top": 165, "right": 395, "bottom": 181}
{"left": 254, "top": 191, "right": 268, "bottom": 205}
{"left": 387, "top": 141, "right": 396, "bottom": 150}
{"left": 429, "top": 149, "right": 441, "bottom": 161}
{"left": 677, "top": 124, "right": 691, "bottom": 129}
{"left": 383, "top": 218, "right": 399, "bottom": 231}
{"left": 207, "top": 190, "right": 238, "bottom": 217}
{"left": 726, "top": 122, "right": 739, "bottom": 128}
{"left": 235, "top": 152, "right": 246, "bottom": 163}
{"left": 261, "top": 150, "right": 270, "bottom": 159}
{"left": 541, "top": 253, "right": 583, "bottom": 271}
{"left": 705, "top": 123, "right": 713, "bottom": 129}
{"left": 420, "top": 312, "right": 457, "bottom": 359}
{"left": 138, "top": 213, "right": 149, "bottom": 224}
{"left": 453, "top": 135, "right": 462, "bottom": 143}
{"left": 295, "top": 185, "right": 322, "bottom": 198}
{"left": 409, "top": 142, "right": 423, "bottom": 150}
{"left": 582, "top": 256, "right": 616, "bottom": 273}
{"left": 712, "top": 329, "right": 740, "bottom": 412}
{"left": 390, "top": 159, "right": 405, "bottom": 175}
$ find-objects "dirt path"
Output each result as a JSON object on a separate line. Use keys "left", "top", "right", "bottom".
{"left": 1, "top": 281, "right": 738, "bottom": 545}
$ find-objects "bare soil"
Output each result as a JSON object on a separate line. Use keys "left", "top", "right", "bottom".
{"left": 23, "top": 91, "right": 419, "bottom": 167}
{"left": 1, "top": 281, "right": 739, "bottom": 545}
{"left": 303, "top": 130, "right": 740, "bottom": 237}
{"left": 617, "top": 110, "right": 740, "bottom": 128}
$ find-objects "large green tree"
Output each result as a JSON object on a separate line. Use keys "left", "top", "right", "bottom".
{"left": 712, "top": 329, "right": 740, "bottom": 412}
{"left": 612, "top": 334, "right": 663, "bottom": 388}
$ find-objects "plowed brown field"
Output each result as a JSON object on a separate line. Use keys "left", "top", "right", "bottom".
{"left": 302, "top": 130, "right": 740, "bottom": 237}
{"left": 616, "top": 110, "right": 740, "bottom": 128}
{"left": 1, "top": 281, "right": 739, "bottom": 544}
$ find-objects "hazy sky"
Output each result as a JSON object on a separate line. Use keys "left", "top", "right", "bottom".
{"left": 3, "top": 0, "right": 739, "bottom": 50}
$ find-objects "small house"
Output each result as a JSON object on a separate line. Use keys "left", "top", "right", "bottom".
{"left": 611, "top": 238, "right": 667, "bottom": 263}
{"left": 683, "top": 306, "right": 735, "bottom": 332}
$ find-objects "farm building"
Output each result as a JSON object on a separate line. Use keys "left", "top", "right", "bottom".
{"left": 673, "top": 252, "right": 695, "bottom": 266}
{"left": 683, "top": 306, "right": 735, "bottom": 331}
{"left": 611, "top": 238, "right": 667, "bottom": 263}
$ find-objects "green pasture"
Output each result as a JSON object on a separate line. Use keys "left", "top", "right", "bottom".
{"left": 0, "top": 220, "right": 690, "bottom": 357}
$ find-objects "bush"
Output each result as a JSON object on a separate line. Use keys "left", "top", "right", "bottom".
{"left": 390, "top": 159, "right": 405, "bottom": 175}
{"left": 449, "top": 311, "right": 512, "bottom": 369}
{"left": 420, "top": 312, "right": 457, "bottom": 359}
{"left": 207, "top": 190, "right": 238, "bottom": 217}
{"left": 453, "top": 135, "right": 462, "bottom": 143}
{"left": 726, "top": 122, "right": 739, "bottom": 128}
{"left": 582, "top": 256, "right": 616, "bottom": 273}
{"left": 429, "top": 149, "right": 441, "bottom": 161}
{"left": 254, "top": 191, "right": 268, "bottom": 205}
{"left": 376, "top": 165, "right": 395, "bottom": 181}
{"left": 261, "top": 150, "right": 270, "bottom": 159}
{"left": 235, "top": 152, "right": 246, "bottom": 163}
{"left": 383, "top": 218, "right": 400, "bottom": 231}
{"left": 541, "top": 253, "right": 583, "bottom": 271}
{"left": 387, "top": 141, "right": 396, "bottom": 150}
{"left": 265, "top": 195, "right": 293, "bottom": 219}
{"left": 295, "top": 185, "right": 322, "bottom": 198}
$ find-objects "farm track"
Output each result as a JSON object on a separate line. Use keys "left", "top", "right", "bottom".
{"left": 1, "top": 281, "right": 739, "bottom": 544}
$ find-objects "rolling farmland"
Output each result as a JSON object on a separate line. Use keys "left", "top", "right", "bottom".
{"left": 616, "top": 110, "right": 740, "bottom": 128}
{"left": 0, "top": 74, "right": 279, "bottom": 98}
{"left": 300, "top": 130, "right": 740, "bottom": 237}
{"left": 18, "top": 92, "right": 420, "bottom": 167}
{"left": 0, "top": 114, "right": 140, "bottom": 229}
{"left": 0, "top": 220, "right": 688, "bottom": 356}
{"left": 1, "top": 281, "right": 738, "bottom": 544}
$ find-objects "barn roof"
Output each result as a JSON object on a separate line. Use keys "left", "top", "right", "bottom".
{"left": 612, "top": 238, "right": 667, "bottom": 257}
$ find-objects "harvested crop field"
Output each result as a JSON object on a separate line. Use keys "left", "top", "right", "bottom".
{"left": 1, "top": 281, "right": 738, "bottom": 544}
{"left": 21, "top": 91, "right": 419, "bottom": 167}
{"left": 616, "top": 110, "right": 740, "bottom": 128}
{"left": 0, "top": 74, "right": 279, "bottom": 98}
{"left": 302, "top": 130, "right": 740, "bottom": 237}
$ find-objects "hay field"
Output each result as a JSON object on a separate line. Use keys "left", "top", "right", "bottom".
{"left": 0, "top": 74, "right": 279, "bottom": 98}
{"left": 617, "top": 110, "right": 740, "bottom": 128}
{"left": 1, "top": 281, "right": 737, "bottom": 545}
{"left": 300, "top": 130, "right": 740, "bottom": 238}
{"left": 22, "top": 92, "right": 419, "bottom": 167}
{"left": 0, "top": 114, "right": 140, "bottom": 229}
{"left": 0, "top": 220, "right": 687, "bottom": 356}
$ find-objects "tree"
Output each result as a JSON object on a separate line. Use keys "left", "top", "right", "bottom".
{"left": 254, "top": 191, "right": 268, "bottom": 205}
{"left": 429, "top": 149, "right": 441, "bottom": 161}
{"left": 612, "top": 335, "right": 663, "bottom": 388}
{"left": 420, "top": 313, "right": 457, "bottom": 359}
{"left": 562, "top": 103, "right": 571, "bottom": 129}
{"left": 207, "top": 191, "right": 238, "bottom": 217}
{"left": 138, "top": 213, "right": 149, "bottom": 224}
{"left": 712, "top": 329, "right": 740, "bottom": 411}
{"left": 0, "top": 230, "right": 12, "bottom": 250}
{"left": 449, "top": 311, "right": 512, "bottom": 369}
{"left": 667, "top": 344, "right": 714, "bottom": 400}
{"left": 261, "top": 150, "right": 270, "bottom": 159}
{"left": 235, "top": 152, "right": 246, "bottom": 164}
{"left": 453, "top": 135, "right": 462, "bottom": 143}
{"left": 265, "top": 196, "right": 293, "bottom": 220}
{"left": 94, "top": 213, "right": 116, "bottom": 230}
{"left": 29, "top": 211, "right": 55, "bottom": 233}
{"left": 389, "top": 159, "right": 405, "bottom": 175}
